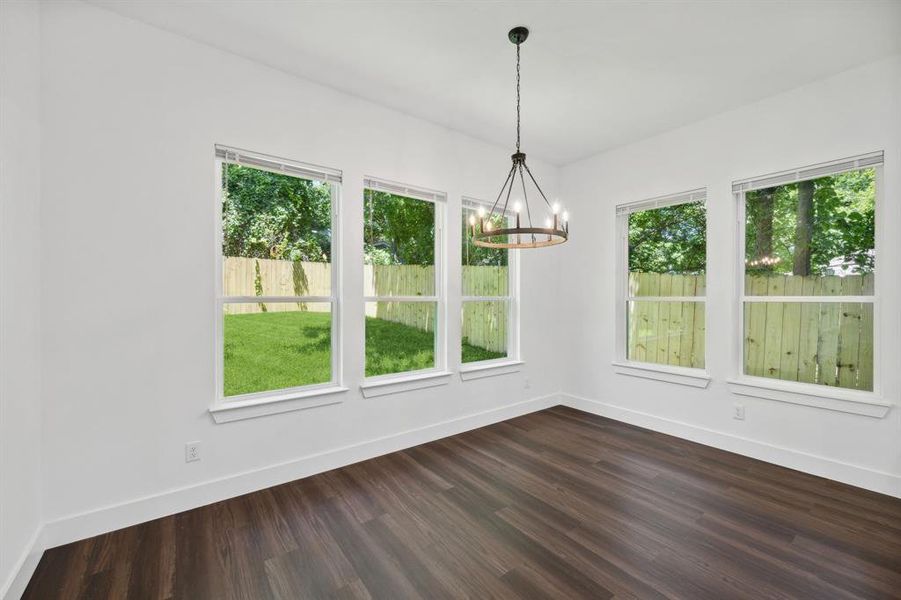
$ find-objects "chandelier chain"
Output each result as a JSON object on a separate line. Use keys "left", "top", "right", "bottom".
{"left": 515, "top": 42, "right": 521, "bottom": 153}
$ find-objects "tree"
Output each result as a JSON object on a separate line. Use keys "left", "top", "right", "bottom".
{"left": 462, "top": 210, "right": 508, "bottom": 267}
{"left": 753, "top": 188, "right": 775, "bottom": 269}
{"left": 364, "top": 190, "right": 435, "bottom": 265}
{"left": 744, "top": 170, "right": 875, "bottom": 276}
{"left": 793, "top": 180, "right": 814, "bottom": 276}
{"left": 628, "top": 201, "right": 706, "bottom": 273}
{"left": 221, "top": 164, "right": 332, "bottom": 262}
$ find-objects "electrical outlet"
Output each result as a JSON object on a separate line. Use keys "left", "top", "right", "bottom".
{"left": 185, "top": 441, "right": 201, "bottom": 462}
{"left": 733, "top": 404, "right": 746, "bottom": 420}
{"left": 524, "top": 377, "right": 531, "bottom": 390}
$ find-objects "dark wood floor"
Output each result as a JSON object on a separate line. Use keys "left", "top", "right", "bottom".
{"left": 24, "top": 406, "right": 901, "bottom": 599}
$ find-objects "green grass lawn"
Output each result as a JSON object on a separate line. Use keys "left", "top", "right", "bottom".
{"left": 223, "top": 310, "right": 504, "bottom": 396}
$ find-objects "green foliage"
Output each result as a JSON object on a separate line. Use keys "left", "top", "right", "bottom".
{"left": 629, "top": 201, "right": 706, "bottom": 273}
{"left": 745, "top": 169, "right": 875, "bottom": 275}
{"left": 222, "top": 164, "right": 332, "bottom": 262}
{"left": 462, "top": 209, "right": 509, "bottom": 267}
{"left": 364, "top": 190, "right": 435, "bottom": 266}
{"left": 253, "top": 260, "right": 267, "bottom": 312}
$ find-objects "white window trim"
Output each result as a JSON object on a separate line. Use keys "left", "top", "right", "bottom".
{"left": 212, "top": 145, "right": 346, "bottom": 422}
{"left": 732, "top": 153, "right": 886, "bottom": 411}
{"left": 460, "top": 197, "right": 521, "bottom": 374}
{"left": 614, "top": 189, "right": 709, "bottom": 382}
{"left": 612, "top": 361, "right": 711, "bottom": 388}
{"left": 726, "top": 377, "right": 890, "bottom": 418}
{"left": 360, "top": 370, "right": 453, "bottom": 398}
{"left": 460, "top": 360, "right": 524, "bottom": 381}
{"left": 362, "top": 177, "right": 448, "bottom": 390}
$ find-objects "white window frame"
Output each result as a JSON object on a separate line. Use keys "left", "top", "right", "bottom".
{"left": 460, "top": 197, "right": 521, "bottom": 377}
{"left": 360, "top": 177, "right": 449, "bottom": 393}
{"left": 614, "top": 189, "right": 710, "bottom": 387}
{"left": 730, "top": 152, "right": 887, "bottom": 415}
{"left": 211, "top": 145, "right": 346, "bottom": 423}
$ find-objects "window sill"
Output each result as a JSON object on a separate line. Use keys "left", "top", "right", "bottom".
{"left": 727, "top": 377, "right": 892, "bottom": 418}
{"left": 612, "top": 361, "right": 711, "bottom": 388}
{"left": 460, "top": 360, "right": 523, "bottom": 381}
{"left": 360, "top": 370, "right": 452, "bottom": 398}
{"left": 209, "top": 385, "right": 349, "bottom": 423}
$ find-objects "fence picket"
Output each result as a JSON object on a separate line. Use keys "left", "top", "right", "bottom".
{"left": 837, "top": 276, "right": 863, "bottom": 389}
{"left": 778, "top": 277, "right": 802, "bottom": 382}
{"left": 816, "top": 276, "right": 843, "bottom": 387}
{"left": 797, "top": 276, "right": 821, "bottom": 385}
{"left": 745, "top": 275, "right": 769, "bottom": 377}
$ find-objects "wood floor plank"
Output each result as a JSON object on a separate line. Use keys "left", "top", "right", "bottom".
{"left": 23, "top": 407, "right": 901, "bottom": 599}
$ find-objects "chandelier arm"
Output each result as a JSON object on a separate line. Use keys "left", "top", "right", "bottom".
{"left": 488, "top": 163, "right": 517, "bottom": 218}
{"left": 499, "top": 165, "right": 516, "bottom": 225}
{"left": 517, "top": 164, "right": 532, "bottom": 227}
{"left": 522, "top": 162, "right": 554, "bottom": 209}
{"left": 499, "top": 164, "right": 517, "bottom": 220}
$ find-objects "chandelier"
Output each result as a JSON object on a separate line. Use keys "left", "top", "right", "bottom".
{"left": 470, "top": 26, "right": 569, "bottom": 249}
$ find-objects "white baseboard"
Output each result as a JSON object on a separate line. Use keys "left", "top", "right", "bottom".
{"left": 559, "top": 393, "right": 901, "bottom": 499}
{"left": 1, "top": 526, "right": 44, "bottom": 600}
{"left": 40, "top": 393, "right": 561, "bottom": 554}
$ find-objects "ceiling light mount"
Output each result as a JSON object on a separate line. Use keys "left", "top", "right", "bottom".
{"left": 508, "top": 26, "right": 529, "bottom": 45}
{"left": 471, "top": 25, "right": 569, "bottom": 250}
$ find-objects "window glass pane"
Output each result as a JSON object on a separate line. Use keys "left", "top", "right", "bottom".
{"left": 223, "top": 302, "right": 332, "bottom": 397}
{"left": 627, "top": 300, "right": 705, "bottom": 368}
{"left": 628, "top": 201, "right": 706, "bottom": 297}
{"left": 743, "top": 301, "right": 873, "bottom": 391}
{"left": 462, "top": 206, "right": 509, "bottom": 296}
{"left": 364, "top": 190, "right": 435, "bottom": 297}
{"left": 222, "top": 164, "right": 332, "bottom": 297}
{"left": 744, "top": 168, "right": 875, "bottom": 295}
{"left": 365, "top": 301, "right": 436, "bottom": 376}
{"left": 462, "top": 301, "right": 508, "bottom": 363}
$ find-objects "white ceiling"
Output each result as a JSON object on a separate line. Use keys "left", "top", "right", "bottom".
{"left": 88, "top": 1, "right": 901, "bottom": 165}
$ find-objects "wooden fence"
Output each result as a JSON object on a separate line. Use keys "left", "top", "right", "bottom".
{"left": 223, "top": 257, "right": 508, "bottom": 352}
{"left": 628, "top": 272, "right": 874, "bottom": 391}
{"left": 628, "top": 273, "right": 706, "bottom": 370}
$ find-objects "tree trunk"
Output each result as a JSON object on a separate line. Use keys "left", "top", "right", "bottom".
{"left": 794, "top": 180, "right": 814, "bottom": 276}
{"left": 754, "top": 188, "right": 775, "bottom": 270}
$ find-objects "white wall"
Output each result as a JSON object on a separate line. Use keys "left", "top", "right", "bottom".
{"left": 36, "top": 0, "right": 564, "bottom": 545}
{"left": 0, "top": 0, "right": 44, "bottom": 596}
{"left": 560, "top": 56, "right": 901, "bottom": 496}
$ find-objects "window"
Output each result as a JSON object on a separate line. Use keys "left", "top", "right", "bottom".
{"left": 616, "top": 190, "right": 707, "bottom": 370}
{"left": 736, "top": 152, "right": 881, "bottom": 392}
{"left": 215, "top": 146, "right": 341, "bottom": 401}
{"left": 461, "top": 199, "right": 518, "bottom": 365}
{"left": 364, "top": 178, "right": 445, "bottom": 379}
